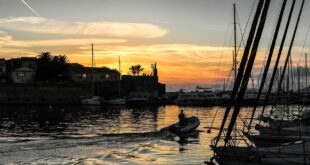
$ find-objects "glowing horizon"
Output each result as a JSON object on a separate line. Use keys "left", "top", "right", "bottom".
{"left": 0, "top": 0, "right": 309, "bottom": 91}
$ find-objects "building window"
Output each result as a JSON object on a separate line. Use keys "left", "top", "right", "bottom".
{"left": 105, "top": 74, "right": 109, "bottom": 79}
{"left": 18, "top": 72, "right": 25, "bottom": 78}
{"left": 81, "top": 73, "right": 87, "bottom": 79}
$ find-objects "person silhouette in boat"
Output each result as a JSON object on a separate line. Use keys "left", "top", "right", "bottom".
{"left": 178, "top": 110, "right": 187, "bottom": 127}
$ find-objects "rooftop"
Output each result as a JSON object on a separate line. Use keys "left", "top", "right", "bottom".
{"left": 68, "top": 64, "right": 119, "bottom": 74}
{"left": 14, "top": 67, "right": 35, "bottom": 72}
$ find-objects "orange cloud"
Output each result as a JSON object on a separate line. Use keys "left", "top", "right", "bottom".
{"left": 1, "top": 31, "right": 304, "bottom": 86}
{"left": 76, "top": 44, "right": 234, "bottom": 85}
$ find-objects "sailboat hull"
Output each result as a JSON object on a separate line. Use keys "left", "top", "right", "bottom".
{"left": 105, "top": 98, "right": 126, "bottom": 105}
{"left": 81, "top": 96, "right": 101, "bottom": 105}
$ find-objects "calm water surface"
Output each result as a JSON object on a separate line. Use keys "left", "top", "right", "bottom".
{"left": 0, "top": 105, "right": 263, "bottom": 164}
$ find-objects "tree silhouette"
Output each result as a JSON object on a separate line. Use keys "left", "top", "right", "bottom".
{"left": 135, "top": 64, "right": 144, "bottom": 76}
{"left": 36, "top": 52, "right": 53, "bottom": 81}
{"left": 52, "top": 55, "right": 69, "bottom": 81}
{"left": 36, "top": 52, "right": 69, "bottom": 82}
{"left": 129, "top": 65, "right": 137, "bottom": 76}
{"left": 129, "top": 65, "right": 144, "bottom": 76}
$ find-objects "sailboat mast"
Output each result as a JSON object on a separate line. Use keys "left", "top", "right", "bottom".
{"left": 91, "top": 43, "right": 94, "bottom": 96}
{"left": 233, "top": 3, "right": 237, "bottom": 80}
{"left": 215, "top": 0, "right": 265, "bottom": 147}
{"left": 305, "top": 53, "right": 308, "bottom": 92}
{"left": 290, "top": 56, "right": 294, "bottom": 92}
{"left": 223, "top": 78, "right": 226, "bottom": 92}
{"left": 118, "top": 56, "right": 121, "bottom": 75}
{"left": 278, "top": 0, "right": 305, "bottom": 93}
{"left": 225, "top": 0, "right": 271, "bottom": 140}
{"left": 233, "top": 3, "right": 238, "bottom": 144}
{"left": 298, "top": 64, "right": 300, "bottom": 94}
{"left": 286, "top": 71, "right": 289, "bottom": 93}
{"left": 118, "top": 56, "right": 121, "bottom": 97}
{"left": 258, "top": 0, "right": 296, "bottom": 120}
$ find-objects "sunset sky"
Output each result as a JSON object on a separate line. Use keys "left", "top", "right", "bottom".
{"left": 0, "top": 0, "right": 309, "bottom": 91}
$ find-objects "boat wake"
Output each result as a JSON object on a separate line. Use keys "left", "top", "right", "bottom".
{"left": 0, "top": 130, "right": 177, "bottom": 144}
{"left": 0, "top": 130, "right": 196, "bottom": 164}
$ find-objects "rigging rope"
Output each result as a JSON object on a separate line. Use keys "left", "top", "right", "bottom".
{"left": 258, "top": 0, "right": 297, "bottom": 124}
{"left": 215, "top": 0, "right": 266, "bottom": 147}
{"left": 247, "top": 0, "right": 287, "bottom": 130}
{"left": 225, "top": 0, "right": 271, "bottom": 140}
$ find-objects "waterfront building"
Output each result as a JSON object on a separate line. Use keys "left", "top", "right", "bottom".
{"left": 121, "top": 63, "right": 165, "bottom": 99}
{"left": 68, "top": 63, "right": 120, "bottom": 83}
{"left": 5, "top": 57, "right": 37, "bottom": 83}
{"left": 1, "top": 58, "right": 166, "bottom": 101}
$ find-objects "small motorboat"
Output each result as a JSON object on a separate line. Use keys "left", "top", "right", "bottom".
{"left": 161, "top": 116, "right": 200, "bottom": 136}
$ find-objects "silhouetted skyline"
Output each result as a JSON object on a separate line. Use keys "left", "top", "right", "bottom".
{"left": 0, "top": 0, "right": 309, "bottom": 89}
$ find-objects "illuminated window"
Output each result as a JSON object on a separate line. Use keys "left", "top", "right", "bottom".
{"left": 105, "top": 74, "right": 109, "bottom": 79}
{"left": 81, "top": 73, "right": 87, "bottom": 79}
{"left": 18, "top": 72, "right": 25, "bottom": 78}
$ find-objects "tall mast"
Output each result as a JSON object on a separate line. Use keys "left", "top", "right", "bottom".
{"left": 290, "top": 56, "right": 294, "bottom": 92}
{"left": 225, "top": 0, "right": 271, "bottom": 140}
{"left": 305, "top": 53, "right": 308, "bottom": 95}
{"left": 248, "top": 0, "right": 286, "bottom": 128}
{"left": 286, "top": 70, "right": 289, "bottom": 93}
{"left": 118, "top": 56, "right": 121, "bottom": 97}
{"left": 259, "top": 0, "right": 296, "bottom": 119}
{"left": 233, "top": 3, "right": 237, "bottom": 80}
{"left": 278, "top": 0, "right": 305, "bottom": 93}
{"left": 118, "top": 56, "right": 121, "bottom": 75}
{"left": 223, "top": 78, "right": 226, "bottom": 92}
{"left": 91, "top": 43, "right": 94, "bottom": 96}
{"left": 233, "top": 4, "right": 238, "bottom": 144}
{"left": 298, "top": 64, "right": 300, "bottom": 94}
{"left": 215, "top": 0, "right": 265, "bottom": 146}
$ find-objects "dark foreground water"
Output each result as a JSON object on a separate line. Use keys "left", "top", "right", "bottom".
{"left": 0, "top": 105, "right": 265, "bottom": 164}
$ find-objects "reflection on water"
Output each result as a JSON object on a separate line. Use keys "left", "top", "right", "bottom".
{"left": 0, "top": 105, "right": 162, "bottom": 136}
{"left": 0, "top": 105, "right": 260, "bottom": 164}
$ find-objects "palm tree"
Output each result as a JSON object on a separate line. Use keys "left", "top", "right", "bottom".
{"left": 129, "top": 65, "right": 137, "bottom": 76}
{"left": 135, "top": 64, "right": 144, "bottom": 76}
{"left": 129, "top": 65, "right": 144, "bottom": 76}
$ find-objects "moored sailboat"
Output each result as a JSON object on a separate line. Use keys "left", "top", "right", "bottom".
{"left": 207, "top": 0, "right": 310, "bottom": 164}
{"left": 81, "top": 43, "right": 101, "bottom": 105}
{"left": 105, "top": 56, "right": 126, "bottom": 105}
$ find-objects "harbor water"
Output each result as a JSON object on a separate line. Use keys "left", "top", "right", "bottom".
{"left": 0, "top": 105, "right": 273, "bottom": 164}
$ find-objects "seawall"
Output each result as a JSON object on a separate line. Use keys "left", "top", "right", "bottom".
{"left": 0, "top": 83, "right": 91, "bottom": 105}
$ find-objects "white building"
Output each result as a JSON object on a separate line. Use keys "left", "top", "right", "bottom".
{"left": 11, "top": 67, "right": 35, "bottom": 83}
